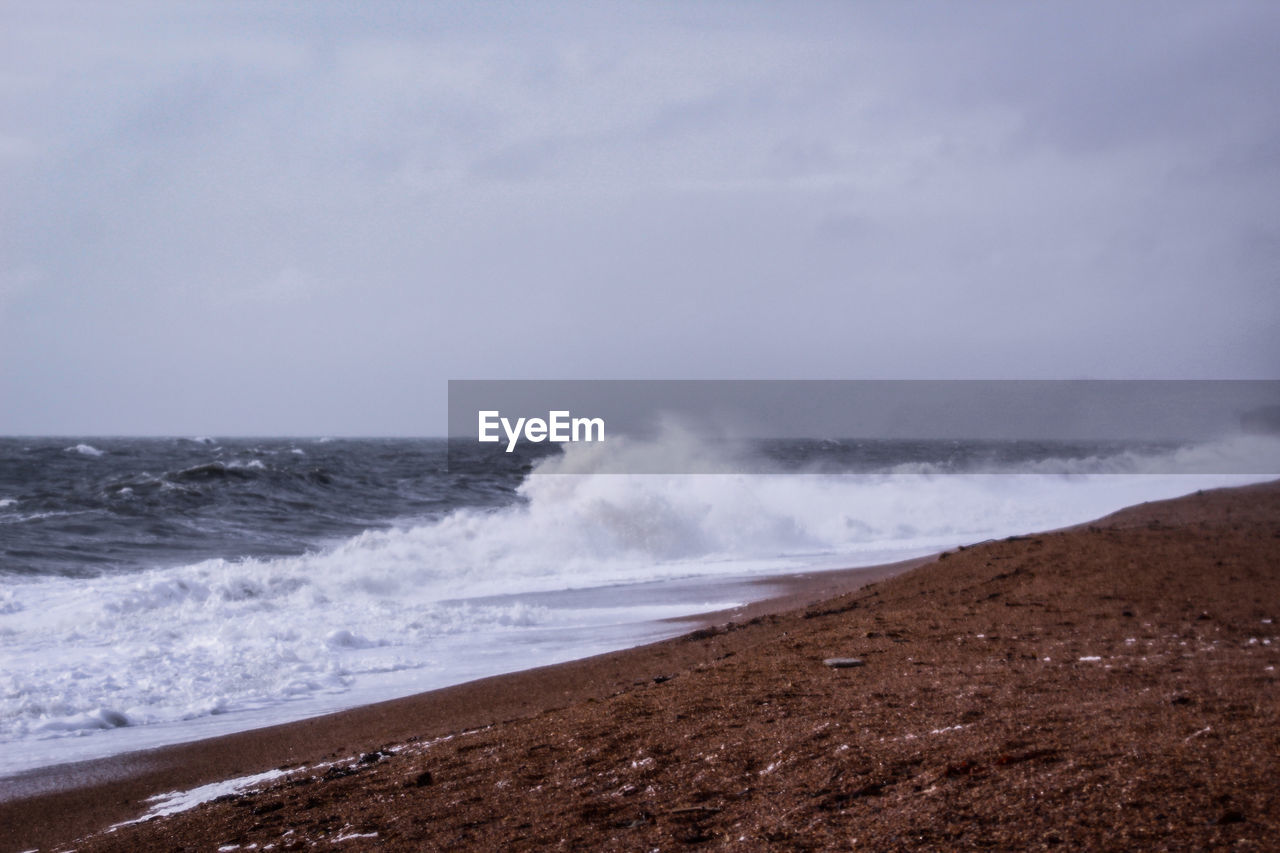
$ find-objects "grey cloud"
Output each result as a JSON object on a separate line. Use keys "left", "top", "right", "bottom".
{"left": 1, "top": 1, "right": 1277, "bottom": 435}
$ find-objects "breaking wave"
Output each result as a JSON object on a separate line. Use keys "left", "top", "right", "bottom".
{"left": 1, "top": 431, "right": 1276, "bottom": 773}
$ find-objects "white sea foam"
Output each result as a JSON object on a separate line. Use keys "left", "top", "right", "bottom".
{"left": 1, "top": 432, "right": 1276, "bottom": 775}
{"left": 111, "top": 768, "right": 289, "bottom": 827}
{"left": 2, "top": 508, "right": 95, "bottom": 524}
{"left": 65, "top": 443, "right": 104, "bottom": 456}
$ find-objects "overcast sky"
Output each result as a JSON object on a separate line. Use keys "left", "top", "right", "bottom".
{"left": 2, "top": 1, "right": 1277, "bottom": 435}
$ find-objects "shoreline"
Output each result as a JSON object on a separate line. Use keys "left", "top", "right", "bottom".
{"left": 0, "top": 558, "right": 929, "bottom": 795}
{"left": 0, "top": 554, "right": 928, "bottom": 850}
{"left": 0, "top": 560, "right": 927, "bottom": 784}
{"left": 4, "top": 480, "right": 1278, "bottom": 850}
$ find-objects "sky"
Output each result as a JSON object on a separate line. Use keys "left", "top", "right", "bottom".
{"left": 2, "top": 1, "right": 1278, "bottom": 436}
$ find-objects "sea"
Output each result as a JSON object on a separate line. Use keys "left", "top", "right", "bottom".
{"left": 2, "top": 432, "right": 1277, "bottom": 777}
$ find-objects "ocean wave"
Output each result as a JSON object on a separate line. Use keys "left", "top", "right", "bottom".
{"left": 0, "top": 508, "right": 99, "bottom": 525}
{"left": 65, "top": 443, "right": 104, "bottom": 457}
{"left": 169, "top": 462, "right": 258, "bottom": 482}
{"left": 2, "top": 431, "right": 1275, "bottom": 767}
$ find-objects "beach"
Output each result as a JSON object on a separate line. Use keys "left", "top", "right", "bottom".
{"left": 7, "top": 4, "right": 1277, "bottom": 849}
{"left": 2, "top": 480, "right": 1277, "bottom": 850}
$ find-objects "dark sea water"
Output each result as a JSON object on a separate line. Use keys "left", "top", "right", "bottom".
{"left": 0, "top": 438, "right": 532, "bottom": 578}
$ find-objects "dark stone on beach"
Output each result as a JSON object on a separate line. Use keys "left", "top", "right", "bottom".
{"left": 824, "top": 657, "right": 865, "bottom": 668}
{"left": 414, "top": 770, "right": 434, "bottom": 787}
{"left": 1217, "top": 810, "right": 1246, "bottom": 825}
{"left": 323, "top": 765, "right": 357, "bottom": 780}
{"left": 944, "top": 760, "right": 980, "bottom": 777}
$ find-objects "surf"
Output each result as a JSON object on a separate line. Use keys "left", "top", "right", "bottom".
{"left": 1, "top": 431, "right": 1276, "bottom": 775}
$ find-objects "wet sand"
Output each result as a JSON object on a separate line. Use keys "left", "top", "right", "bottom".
{"left": 4, "top": 481, "right": 1278, "bottom": 851}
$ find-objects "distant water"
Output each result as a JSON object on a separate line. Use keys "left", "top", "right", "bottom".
{"left": 0, "top": 438, "right": 532, "bottom": 579}
{"left": 1, "top": 433, "right": 1276, "bottom": 776}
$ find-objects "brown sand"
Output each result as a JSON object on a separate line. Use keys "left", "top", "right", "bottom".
{"left": 4, "top": 481, "right": 1278, "bottom": 851}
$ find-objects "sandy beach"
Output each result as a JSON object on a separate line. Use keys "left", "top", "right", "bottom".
{"left": 3, "top": 480, "right": 1278, "bottom": 851}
